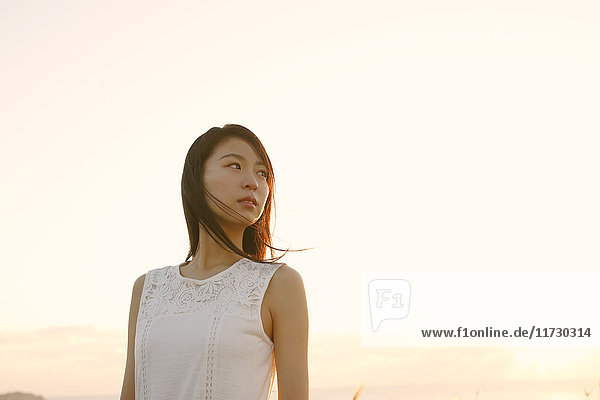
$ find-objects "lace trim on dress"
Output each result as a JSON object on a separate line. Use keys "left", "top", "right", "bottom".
{"left": 137, "top": 258, "right": 281, "bottom": 399}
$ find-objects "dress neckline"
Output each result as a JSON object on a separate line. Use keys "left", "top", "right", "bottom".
{"left": 175, "top": 257, "right": 246, "bottom": 284}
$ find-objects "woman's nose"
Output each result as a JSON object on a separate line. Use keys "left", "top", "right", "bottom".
{"left": 243, "top": 174, "right": 259, "bottom": 189}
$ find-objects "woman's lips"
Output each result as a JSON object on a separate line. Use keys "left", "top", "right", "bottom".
{"left": 239, "top": 200, "right": 256, "bottom": 208}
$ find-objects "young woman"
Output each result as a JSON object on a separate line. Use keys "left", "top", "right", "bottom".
{"left": 119, "top": 124, "right": 309, "bottom": 400}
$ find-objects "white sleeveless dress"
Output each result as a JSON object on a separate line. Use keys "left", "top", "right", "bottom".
{"left": 135, "top": 257, "right": 284, "bottom": 400}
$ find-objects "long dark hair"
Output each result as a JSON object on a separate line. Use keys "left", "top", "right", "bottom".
{"left": 181, "top": 124, "right": 308, "bottom": 264}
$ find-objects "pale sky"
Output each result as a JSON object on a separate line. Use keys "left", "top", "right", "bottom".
{"left": 1, "top": 0, "right": 599, "bottom": 397}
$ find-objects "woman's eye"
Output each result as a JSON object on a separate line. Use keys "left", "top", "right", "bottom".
{"left": 228, "top": 163, "right": 268, "bottom": 179}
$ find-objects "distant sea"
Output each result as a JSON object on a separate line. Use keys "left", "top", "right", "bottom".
{"left": 44, "top": 378, "right": 600, "bottom": 400}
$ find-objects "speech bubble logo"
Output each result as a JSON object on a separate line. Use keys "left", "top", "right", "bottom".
{"left": 368, "top": 279, "right": 411, "bottom": 332}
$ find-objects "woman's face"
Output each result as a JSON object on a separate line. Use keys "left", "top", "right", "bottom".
{"left": 202, "top": 137, "right": 270, "bottom": 227}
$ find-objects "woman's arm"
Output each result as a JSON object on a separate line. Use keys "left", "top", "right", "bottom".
{"left": 270, "top": 265, "right": 309, "bottom": 400}
{"left": 120, "top": 273, "right": 146, "bottom": 400}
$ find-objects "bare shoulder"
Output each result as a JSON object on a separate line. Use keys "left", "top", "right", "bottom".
{"left": 270, "top": 264, "right": 304, "bottom": 291}
{"left": 131, "top": 273, "right": 147, "bottom": 305}
{"left": 128, "top": 274, "right": 147, "bottom": 333}
{"left": 134, "top": 273, "right": 146, "bottom": 293}
{"left": 266, "top": 264, "right": 307, "bottom": 313}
